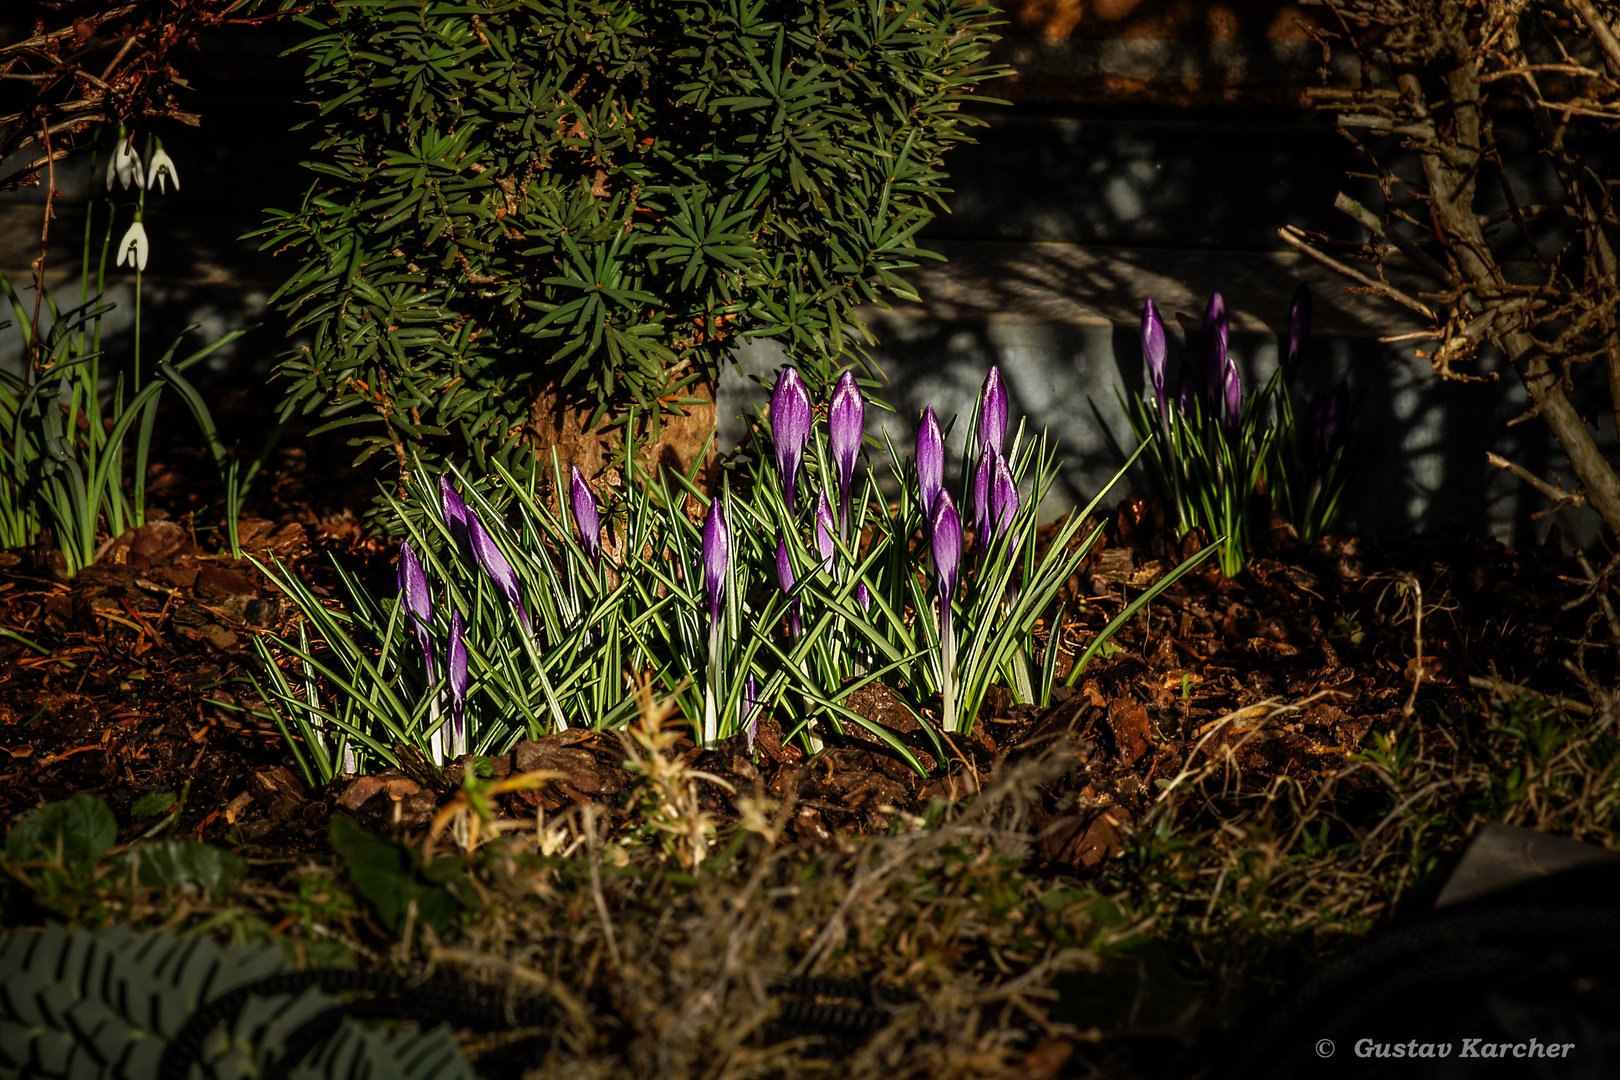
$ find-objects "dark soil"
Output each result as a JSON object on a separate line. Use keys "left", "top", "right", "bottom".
{"left": 1, "top": 433, "right": 1599, "bottom": 874}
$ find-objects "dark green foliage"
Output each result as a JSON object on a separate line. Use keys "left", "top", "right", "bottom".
{"left": 0, "top": 925, "right": 476, "bottom": 1080}
{"left": 260, "top": 0, "right": 1004, "bottom": 486}
{"left": 327, "top": 816, "right": 473, "bottom": 934}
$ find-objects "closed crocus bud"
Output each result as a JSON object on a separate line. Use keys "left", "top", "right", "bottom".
{"left": 1222, "top": 355, "right": 1243, "bottom": 429}
{"left": 931, "top": 492, "right": 962, "bottom": 608}
{"left": 466, "top": 508, "right": 531, "bottom": 633}
{"left": 1286, "top": 282, "right": 1312, "bottom": 387}
{"left": 1204, "top": 292, "right": 1229, "bottom": 412}
{"left": 828, "top": 370, "right": 864, "bottom": 516}
{"left": 856, "top": 582, "right": 872, "bottom": 611}
{"left": 1313, "top": 382, "right": 1349, "bottom": 472}
{"left": 1142, "top": 298, "right": 1168, "bottom": 418}
{"left": 702, "top": 495, "right": 729, "bottom": 626}
{"left": 570, "top": 466, "right": 601, "bottom": 566}
{"left": 978, "top": 366, "right": 1008, "bottom": 458}
{"left": 146, "top": 147, "right": 180, "bottom": 194}
{"left": 814, "top": 490, "right": 837, "bottom": 574}
{"left": 448, "top": 610, "right": 468, "bottom": 757}
{"left": 398, "top": 541, "right": 435, "bottom": 678}
{"left": 972, "top": 455, "right": 993, "bottom": 540}
{"left": 440, "top": 475, "right": 470, "bottom": 548}
{"left": 770, "top": 366, "right": 813, "bottom": 515}
{"left": 992, "top": 455, "right": 1018, "bottom": 539}
{"left": 916, "top": 405, "right": 945, "bottom": 518}
{"left": 775, "top": 540, "right": 802, "bottom": 638}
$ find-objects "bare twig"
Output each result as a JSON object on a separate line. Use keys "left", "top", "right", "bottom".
{"left": 1277, "top": 225, "right": 1438, "bottom": 319}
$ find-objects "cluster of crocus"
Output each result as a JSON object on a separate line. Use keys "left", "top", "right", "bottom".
{"left": 1125, "top": 282, "right": 1365, "bottom": 574}
{"left": 395, "top": 538, "right": 467, "bottom": 761}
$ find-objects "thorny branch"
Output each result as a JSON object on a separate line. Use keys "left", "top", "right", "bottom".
{"left": 1296, "top": 0, "right": 1620, "bottom": 538}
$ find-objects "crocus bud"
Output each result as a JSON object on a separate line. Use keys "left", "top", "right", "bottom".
{"left": 1313, "top": 382, "right": 1348, "bottom": 473}
{"left": 570, "top": 466, "right": 601, "bottom": 566}
{"left": 1204, "top": 292, "right": 1229, "bottom": 413}
{"left": 1286, "top": 282, "right": 1312, "bottom": 386}
{"left": 931, "top": 492, "right": 962, "bottom": 608}
{"left": 856, "top": 582, "right": 872, "bottom": 612}
{"left": 447, "top": 609, "right": 468, "bottom": 757}
{"left": 1222, "top": 355, "right": 1243, "bottom": 429}
{"left": 991, "top": 455, "right": 1018, "bottom": 539}
{"left": 828, "top": 370, "right": 864, "bottom": 516}
{"left": 977, "top": 366, "right": 1008, "bottom": 458}
{"left": 972, "top": 455, "right": 993, "bottom": 541}
{"left": 466, "top": 508, "right": 531, "bottom": 633}
{"left": 770, "top": 366, "right": 813, "bottom": 515}
{"left": 146, "top": 147, "right": 180, "bottom": 194}
{"left": 440, "top": 475, "right": 470, "bottom": 549}
{"left": 702, "top": 495, "right": 729, "bottom": 626}
{"left": 814, "top": 489, "right": 837, "bottom": 574}
{"left": 398, "top": 541, "right": 435, "bottom": 679}
{"left": 1142, "top": 298, "right": 1168, "bottom": 418}
{"left": 775, "top": 539, "right": 802, "bottom": 638}
{"left": 916, "top": 405, "right": 945, "bottom": 518}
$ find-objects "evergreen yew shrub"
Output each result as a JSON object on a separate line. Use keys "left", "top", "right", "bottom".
{"left": 261, "top": 0, "right": 1004, "bottom": 486}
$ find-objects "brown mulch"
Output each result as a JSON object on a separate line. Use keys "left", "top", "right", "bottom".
{"left": 0, "top": 432, "right": 1601, "bottom": 874}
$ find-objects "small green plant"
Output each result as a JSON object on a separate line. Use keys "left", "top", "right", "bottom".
{"left": 260, "top": 0, "right": 1007, "bottom": 494}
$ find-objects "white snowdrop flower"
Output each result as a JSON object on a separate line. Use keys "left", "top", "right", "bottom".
{"left": 146, "top": 147, "right": 180, "bottom": 194}
{"left": 117, "top": 222, "right": 149, "bottom": 271}
{"left": 107, "top": 141, "right": 144, "bottom": 191}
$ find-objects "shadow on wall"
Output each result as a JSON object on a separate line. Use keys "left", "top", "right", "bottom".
{"left": 721, "top": 313, "right": 1607, "bottom": 551}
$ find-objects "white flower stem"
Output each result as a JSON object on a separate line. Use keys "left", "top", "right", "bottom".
{"left": 704, "top": 622, "right": 720, "bottom": 748}
{"left": 941, "top": 604, "right": 958, "bottom": 734}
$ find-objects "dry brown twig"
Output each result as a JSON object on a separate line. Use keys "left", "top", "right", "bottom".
{"left": 1296, "top": 0, "right": 1620, "bottom": 537}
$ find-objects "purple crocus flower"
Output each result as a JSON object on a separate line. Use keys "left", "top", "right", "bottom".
{"left": 972, "top": 455, "right": 994, "bottom": 541}
{"left": 931, "top": 491, "right": 962, "bottom": 610}
{"left": 775, "top": 539, "right": 802, "bottom": 638}
{"left": 1204, "top": 292, "right": 1229, "bottom": 413}
{"left": 814, "top": 489, "right": 837, "bottom": 574}
{"left": 828, "top": 370, "right": 864, "bottom": 521}
{"left": 440, "top": 475, "right": 470, "bottom": 549}
{"left": 770, "top": 366, "right": 813, "bottom": 515}
{"left": 702, "top": 494, "right": 729, "bottom": 626}
{"left": 466, "top": 508, "right": 531, "bottom": 634}
{"left": 977, "top": 366, "right": 1008, "bottom": 459}
{"left": 1142, "top": 298, "right": 1168, "bottom": 418}
{"left": 1286, "top": 282, "right": 1312, "bottom": 387}
{"left": 1313, "top": 382, "right": 1349, "bottom": 474}
{"left": 991, "top": 455, "right": 1018, "bottom": 540}
{"left": 916, "top": 406, "right": 945, "bottom": 518}
{"left": 447, "top": 609, "right": 468, "bottom": 757}
{"left": 398, "top": 540, "right": 435, "bottom": 679}
{"left": 856, "top": 582, "right": 871, "bottom": 612}
{"left": 1222, "top": 354, "right": 1243, "bottom": 429}
{"left": 570, "top": 466, "right": 601, "bottom": 567}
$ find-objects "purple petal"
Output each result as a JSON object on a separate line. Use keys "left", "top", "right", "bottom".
{"left": 1223, "top": 356, "right": 1243, "bottom": 429}
{"left": 702, "top": 495, "right": 729, "bottom": 626}
{"left": 828, "top": 370, "right": 864, "bottom": 512}
{"left": 1204, "top": 292, "right": 1229, "bottom": 413}
{"left": 466, "top": 508, "right": 530, "bottom": 633}
{"left": 398, "top": 541, "right": 435, "bottom": 678}
{"left": 916, "top": 405, "right": 944, "bottom": 518}
{"left": 992, "top": 455, "right": 1018, "bottom": 539}
{"left": 570, "top": 466, "right": 601, "bottom": 566}
{"left": 776, "top": 540, "right": 801, "bottom": 637}
{"left": 770, "top": 366, "right": 813, "bottom": 515}
{"left": 1142, "top": 298, "right": 1168, "bottom": 417}
{"left": 972, "top": 455, "right": 993, "bottom": 541}
{"left": 440, "top": 475, "right": 470, "bottom": 548}
{"left": 814, "top": 489, "right": 836, "bottom": 574}
{"left": 448, "top": 609, "right": 468, "bottom": 755}
{"left": 856, "top": 582, "right": 871, "bottom": 612}
{"left": 978, "top": 366, "right": 1008, "bottom": 458}
{"left": 1286, "top": 282, "right": 1312, "bottom": 384}
{"left": 1313, "top": 382, "right": 1349, "bottom": 471}
{"left": 930, "top": 491, "right": 962, "bottom": 607}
